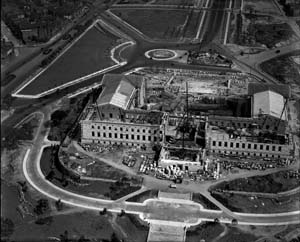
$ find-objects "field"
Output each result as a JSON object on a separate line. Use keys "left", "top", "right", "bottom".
{"left": 211, "top": 192, "right": 300, "bottom": 213}
{"left": 111, "top": 8, "right": 201, "bottom": 40}
{"left": 260, "top": 51, "right": 300, "bottom": 86}
{"left": 211, "top": 170, "right": 300, "bottom": 193}
{"left": 243, "top": 0, "right": 282, "bottom": 15}
{"left": 18, "top": 23, "right": 121, "bottom": 96}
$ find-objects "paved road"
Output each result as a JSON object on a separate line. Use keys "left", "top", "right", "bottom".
{"left": 23, "top": 119, "right": 300, "bottom": 226}
{"left": 199, "top": 0, "right": 229, "bottom": 44}
{"left": 3, "top": 0, "right": 300, "bottom": 228}
{"left": 21, "top": 105, "right": 300, "bottom": 226}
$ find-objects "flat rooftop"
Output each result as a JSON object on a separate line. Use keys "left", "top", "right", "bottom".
{"left": 207, "top": 125, "right": 287, "bottom": 145}
{"left": 248, "top": 83, "right": 291, "bottom": 98}
{"left": 87, "top": 109, "right": 163, "bottom": 125}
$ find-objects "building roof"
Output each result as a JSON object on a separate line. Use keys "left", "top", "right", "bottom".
{"left": 252, "top": 90, "right": 286, "bottom": 120}
{"left": 97, "top": 74, "right": 141, "bottom": 109}
{"left": 248, "top": 83, "right": 291, "bottom": 98}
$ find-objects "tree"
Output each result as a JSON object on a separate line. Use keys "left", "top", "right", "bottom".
{"left": 111, "top": 233, "right": 120, "bottom": 242}
{"left": 60, "top": 230, "right": 69, "bottom": 242}
{"left": 1, "top": 94, "right": 16, "bottom": 110}
{"left": 231, "top": 218, "right": 238, "bottom": 225}
{"left": 214, "top": 218, "right": 220, "bottom": 223}
{"left": 1, "top": 217, "right": 14, "bottom": 238}
{"left": 55, "top": 199, "right": 63, "bottom": 211}
{"left": 34, "top": 199, "right": 50, "bottom": 215}
{"left": 51, "top": 110, "right": 68, "bottom": 126}
{"left": 46, "top": 170, "right": 55, "bottom": 181}
{"left": 1, "top": 126, "right": 21, "bottom": 151}
{"left": 118, "top": 210, "right": 125, "bottom": 217}
{"left": 78, "top": 235, "right": 90, "bottom": 242}
{"left": 35, "top": 216, "right": 53, "bottom": 225}
{"left": 100, "top": 208, "right": 107, "bottom": 215}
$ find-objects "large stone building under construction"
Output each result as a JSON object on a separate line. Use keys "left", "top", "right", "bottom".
{"left": 206, "top": 84, "right": 292, "bottom": 158}
{"left": 80, "top": 74, "right": 163, "bottom": 148}
{"left": 81, "top": 73, "right": 293, "bottom": 166}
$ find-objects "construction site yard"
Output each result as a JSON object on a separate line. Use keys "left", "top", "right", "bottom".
{"left": 141, "top": 68, "right": 253, "bottom": 99}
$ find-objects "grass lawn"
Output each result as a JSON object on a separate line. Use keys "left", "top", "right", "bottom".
{"left": 116, "top": 0, "right": 194, "bottom": 5}
{"left": 111, "top": 8, "right": 201, "bottom": 40}
{"left": 116, "top": 214, "right": 149, "bottom": 242}
{"left": 11, "top": 211, "right": 114, "bottom": 241}
{"left": 126, "top": 190, "right": 158, "bottom": 202}
{"left": 151, "top": 0, "right": 194, "bottom": 5}
{"left": 211, "top": 192, "right": 300, "bottom": 213}
{"left": 186, "top": 222, "right": 224, "bottom": 242}
{"left": 40, "top": 147, "right": 141, "bottom": 200}
{"left": 19, "top": 23, "right": 120, "bottom": 96}
{"left": 219, "top": 225, "right": 259, "bottom": 242}
{"left": 211, "top": 170, "right": 300, "bottom": 193}
{"left": 243, "top": 0, "right": 282, "bottom": 15}
{"left": 192, "top": 193, "right": 221, "bottom": 210}
{"left": 260, "top": 51, "right": 300, "bottom": 86}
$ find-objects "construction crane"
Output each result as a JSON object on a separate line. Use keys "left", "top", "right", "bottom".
{"left": 276, "top": 98, "right": 289, "bottom": 132}
{"left": 177, "top": 81, "right": 191, "bottom": 149}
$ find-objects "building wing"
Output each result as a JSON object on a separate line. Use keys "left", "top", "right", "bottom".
{"left": 97, "top": 74, "right": 136, "bottom": 109}
{"left": 252, "top": 90, "right": 286, "bottom": 120}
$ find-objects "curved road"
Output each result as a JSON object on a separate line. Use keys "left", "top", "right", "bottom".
{"left": 21, "top": 107, "right": 300, "bottom": 226}
{"left": 3, "top": 0, "right": 300, "bottom": 228}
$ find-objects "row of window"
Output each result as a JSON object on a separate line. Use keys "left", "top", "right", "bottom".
{"left": 211, "top": 120, "right": 280, "bottom": 131}
{"left": 90, "top": 125, "right": 159, "bottom": 134}
{"left": 211, "top": 150, "right": 282, "bottom": 158}
{"left": 210, "top": 121, "right": 251, "bottom": 128}
{"left": 91, "top": 131, "right": 158, "bottom": 142}
{"left": 212, "top": 140, "right": 282, "bottom": 152}
{"left": 91, "top": 140, "right": 147, "bottom": 147}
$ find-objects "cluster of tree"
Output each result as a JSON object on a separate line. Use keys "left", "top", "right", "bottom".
{"left": 1, "top": 94, "right": 16, "bottom": 110}
{"left": 1, "top": 122, "right": 35, "bottom": 151}
{"left": 152, "top": 143, "right": 162, "bottom": 162}
{"left": 57, "top": 231, "right": 121, "bottom": 242}
{"left": 1, "top": 217, "right": 14, "bottom": 239}
{"left": 55, "top": 199, "right": 63, "bottom": 211}
{"left": 34, "top": 199, "right": 50, "bottom": 216}
{"left": 40, "top": 45, "right": 65, "bottom": 67}
{"left": 278, "top": 0, "right": 294, "bottom": 16}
